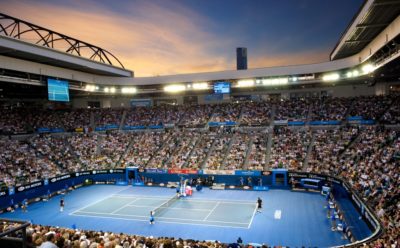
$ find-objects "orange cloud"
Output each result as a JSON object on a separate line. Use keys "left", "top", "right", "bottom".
{"left": 0, "top": 0, "right": 331, "bottom": 77}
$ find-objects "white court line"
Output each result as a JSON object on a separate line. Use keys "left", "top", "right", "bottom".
{"left": 69, "top": 187, "right": 133, "bottom": 215}
{"left": 111, "top": 198, "right": 140, "bottom": 214}
{"left": 73, "top": 210, "right": 248, "bottom": 225}
{"left": 247, "top": 204, "right": 258, "bottom": 229}
{"left": 112, "top": 194, "right": 255, "bottom": 204}
{"left": 126, "top": 204, "right": 211, "bottom": 212}
{"left": 203, "top": 201, "right": 220, "bottom": 221}
{"left": 70, "top": 212, "right": 249, "bottom": 229}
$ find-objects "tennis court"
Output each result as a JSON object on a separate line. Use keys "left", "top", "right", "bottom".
{"left": 70, "top": 194, "right": 256, "bottom": 228}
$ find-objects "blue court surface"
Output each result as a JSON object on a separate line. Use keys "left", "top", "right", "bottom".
{"left": 1, "top": 185, "right": 351, "bottom": 247}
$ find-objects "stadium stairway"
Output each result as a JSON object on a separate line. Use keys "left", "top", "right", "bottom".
{"left": 265, "top": 130, "right": 273, "bottom": 166}
{"left": 302, "top": 131, "right": 316, "bottom": 170}
{"left": 90, "top": 111, "right": 95, "bottom": 131}
{"left": 119, "top": 110, "right": 127, "bottom": 130}
{"left": 220, "top": 134, "right": 235, "bottom": 169}
{"left": 182, "top": 133, "right": 202, "bottom": 168}
{"left": 242, "top": 135, "right": 255, "bottom": 170}
{"left": 200, "top": 134, "right": 218, "bottom": 169}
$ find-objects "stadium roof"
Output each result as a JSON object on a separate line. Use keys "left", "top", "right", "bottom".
{"left": 330, "top": 0, "right": 400, "bottom": 60}
{"left": 0, "top": 13, "right": 133, "bottom": 77}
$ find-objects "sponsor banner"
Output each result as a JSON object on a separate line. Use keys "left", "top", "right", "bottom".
{"left": 123, "top": 125, "right": 146, "bottom": 130}
{"left": 364, "top": 211, "right": 378, "bottom": 229}
{"left": 17, "top": 181, "right": 43, "bottom": 192}
{"left": 75, "top": 171, "right": 91, "bottom": 177}
{"left": 149, "top": 125, "right": 163, "bottom": 129}
{"left": 262, "top": 171, "right": 271, "bottom": 176}
{"left": 92, "top": 170, "right": 109, "bottom": 174}
{"left": 235, "top": 170, "right": 261, "bottom": 176}
{"left": 200, "top": 169, "right": 235, "bottom": 175}
{"left": 95, "top": 125, "right": 118, "bottom": 131}
{"left": 309, "top": 120, "right": 341, "bottom": 125}
{"left": 75, "top": 128, "right": 84, "bottom": 132}
{"left": 274, "top": 120, "right": 288, "bottom": 125}
{"left": 105, "top": 124, "right": 119, "bottom": 130}
{"left": 94, "top": 181, "right": 116, "bottom": 185}
{"left": 361, "top": 120, "right": 375, "bottom": 125}
{"left": 130, "top": 99, "right": 152, "bottom": 107}
{"left": 208, "top": 121, "right": 236, "bottom": 127}
{"left": 204, "top": 94, "right": 223, "bottom": 102}
{"left": 288, "top": 121, "right": 305, "bottom": 126}
{"left": 49, "top": 174, "right": 71, "bottom": 184}
{"left": 347, "top": 116, "right": 363, "bottom": 121}
{"left": 109, "top": 169, "right": 125, "bottom": 174}
{"left": 145, "top": 168, "right": 168, "bottom": 174}
{"left": 37, "top": 128, "right": 64, "bottom": 133}
{"left": 253, "top": 186, "right": 269, "bottom": 191}
{"left": 168, "top": 168, "right": 198, "bottom": 174}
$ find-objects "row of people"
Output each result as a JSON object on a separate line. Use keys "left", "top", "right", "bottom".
{"left": 2, "top": 94, "right": 400, "bottom": 134}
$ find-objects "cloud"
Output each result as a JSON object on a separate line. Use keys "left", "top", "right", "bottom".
{"left": 0, "top": 0, "right": 331, "bottom": 77}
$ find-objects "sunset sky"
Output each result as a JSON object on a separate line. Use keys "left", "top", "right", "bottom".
{"left": 0, "top": 0, "right": 364, "bottom": 77}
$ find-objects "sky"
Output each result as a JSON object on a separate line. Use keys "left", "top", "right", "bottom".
{"left": 0, "top": 0, "right": 364, "bottom": 77}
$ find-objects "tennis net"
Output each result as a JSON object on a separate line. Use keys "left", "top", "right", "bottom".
{"left": 152, "top": 195, "right": 179, "bottom": 217}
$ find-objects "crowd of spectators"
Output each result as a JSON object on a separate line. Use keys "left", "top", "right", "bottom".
{"left": 98, "top": 131, "right": 133, "bottom": 168}
{"left": 167, "top": 132, "right": 201, "bottom": 168}
{"left": 1, "top": 223, "right": 243, "bottom": 248}
{"left": 275, "top": 99, "right": 310, "bottom": 121}
{"left": 124, "top": 132, "right": 170, "bottom": 167}
{"left": 209, "top": 103, "right": 242, "bottom": 123}
{"left": 224, "top": 133, "right": 251, "bottom": 170}
{"left": 307, "top": 127, "right": 359, "bottom": 173}
{"left": 348, "top": 96, "right": 392, "bottom": 120}
{"left": 95, "top": 108, "right": 123, "bottom": 127}
{"left": 204, "top": 135, "right": 232, "bottom": 170}
{"left": 0, "top": 138, "right": 63, "bottom": 187}
{"left": 247, "top": 133, "right": 268, "bottom": 171}
{"left": 146, "top": 131, "right": 181, "bottom": 169}
{"left": 179, "top": 105, "right": 213, "bottom": 127}
{"left": 269, "top": 127, "right": 312, "bottom": 170}
{"left": 30, "top": 134, "right": 79, "bottom": 172}
{"left": 381, "top": 97, "right": 400, "bottom": 124}
{"left": 309, "top": 97, "right": 351, "bottom": 121}
{"left": 186, "top": 132, "right": 217, "bottom": 169}
{"left": 61, "top": 109, "right": 91, "bottom": 131}
{"left": 240, "top": 102, "right": 271, "bottom": 126}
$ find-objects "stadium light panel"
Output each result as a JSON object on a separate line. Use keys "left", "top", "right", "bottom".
{"left": 237, "top": 79, "right": 255, "bottom": 87}
{"left": 322, "top": 73, "right": 340, "bottom": 82}
{"left": 121, "top": 87, "right": 137, "bottom": 94}
{"left": 352, "top": 70, "right": 359, "bottom": 77}
{"left": 110, "top": 87, "right": 116, "bottom": 93}
{"left": 362, "top": 64, "right": 376, "bottom": 74}
{"left": 261, "top": 78, "right": 288, "bottom": 86}
{"left": 192, "top": 82, "right": 208, "bottom": 90}
{"left": 164, "top": 84, "right": 186, "bottom": 93}
{"left": 85, "top": 85, "right": 96, "bottom": 92}
{"left": 104, "top": 87, "right": 110, "bottom": 93}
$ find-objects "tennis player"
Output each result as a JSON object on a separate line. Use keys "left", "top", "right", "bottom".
{"left": 149, "top": 211, "right": 155, "bottom": 224}
{"left": 60, "top": 198, "right": 65, "bottom": 212}
{"left": 257, "top": 197, "right": 262, "bottom": 213}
